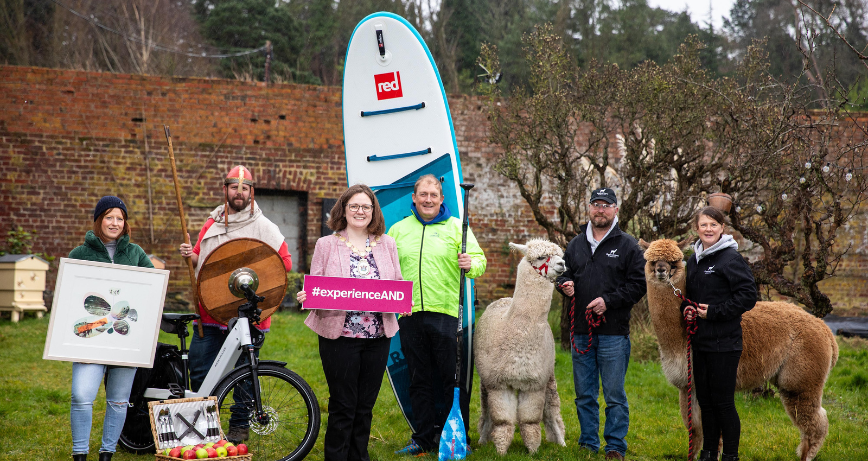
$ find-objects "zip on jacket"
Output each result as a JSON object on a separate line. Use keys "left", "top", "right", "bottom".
{"left": 418, "top": 224, "right": 426, "bottom": 311}
{"left": 555, "top": 222, "right": 646, "bottom": 336}
{"left": 68, "top": 231, "right": 154, "bottom": 269}
{"left": 388, "top": 208, "right": 486, "bottom": 317}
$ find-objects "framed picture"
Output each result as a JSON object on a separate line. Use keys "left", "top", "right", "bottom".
{"left": 43, "top": 258, "right": 170, "bottom": 367}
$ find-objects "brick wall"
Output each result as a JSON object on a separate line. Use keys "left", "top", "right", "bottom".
{"left": 1, "top": 66, "right": 866, "bottom": 311}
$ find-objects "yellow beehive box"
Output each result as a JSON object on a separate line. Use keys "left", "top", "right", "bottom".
{"left": 0, "top": 255, "right": 50, "bottom": 322}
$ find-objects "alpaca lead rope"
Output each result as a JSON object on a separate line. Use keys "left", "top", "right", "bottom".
{"left": 558, "top": 282, "right": 605, "bottom": 355}
{"left": 670, "top": 280, "right": 700, "bottom": 461}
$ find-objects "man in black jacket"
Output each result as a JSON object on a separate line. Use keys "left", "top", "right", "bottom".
{"left": 555, "top": 188, "right": 646, "bottom": 461}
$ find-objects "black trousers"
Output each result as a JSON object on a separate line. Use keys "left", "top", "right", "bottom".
{"left": 398, "top": 311, "right": 467, "bottom": 450}
{"left": 693, "top": 349, "right": 742, "bottom": 455}
{"left": 319, "top": 335, "right": 390, "bottom": 461}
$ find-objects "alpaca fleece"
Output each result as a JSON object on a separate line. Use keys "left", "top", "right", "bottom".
{"left": 641, "top": 239, "right": 838, "bottom": 461}
{"left": 475, "top": 239, "right": 567, "bottom": 455}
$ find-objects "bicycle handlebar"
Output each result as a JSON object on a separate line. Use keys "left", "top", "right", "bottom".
{"left": 238, "top": 283, "right": 264, "bottom": 324}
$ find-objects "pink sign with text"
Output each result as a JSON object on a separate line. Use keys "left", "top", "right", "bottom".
{"left": 302, "top": 275, "right": 413, "bottom": 314}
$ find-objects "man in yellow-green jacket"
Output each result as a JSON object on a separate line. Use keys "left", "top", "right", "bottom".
{"left": 389, "top": 174, "right": 486, "bottom": 455}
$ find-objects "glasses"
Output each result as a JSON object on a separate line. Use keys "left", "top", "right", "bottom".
{"left": 590, "top": 202, "right": 617, "bottom": 209}
{"left": 348, "top": 204, "right": 373, "bottom": 213}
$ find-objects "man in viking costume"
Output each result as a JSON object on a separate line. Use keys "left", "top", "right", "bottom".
{"left": 178, "top": 165, "right": 292, "bottom": 443}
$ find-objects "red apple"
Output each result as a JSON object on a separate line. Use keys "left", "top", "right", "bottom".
{"left": 214, "top": 440, "right": 227, "bottom": 447}
{"left": 182, "top": 448, "right": 197, "bottom": 460}
{"left": 195, "top": 444, "right": 205, "bottom": 449}
{"left": 237, "top": 443, "right": 248, "bottom": 455}
{"left": 225, "top": 445, "right": 238, "bottom": 456}
{"left": 206, "top": 447, "right": 218, "bottom": 458}
{"left": 169, "top": 446, "right": 183, "bottom": 458}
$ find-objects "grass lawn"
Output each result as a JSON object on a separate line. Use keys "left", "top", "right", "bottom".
{"left": 1, "top": 310, "right": 866, "bottom": 460}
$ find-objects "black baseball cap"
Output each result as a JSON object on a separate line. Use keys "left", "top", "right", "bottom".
{"left": 590, "top": 188, "right": 617, "bottom": 204}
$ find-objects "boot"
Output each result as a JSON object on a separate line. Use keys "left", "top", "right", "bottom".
{"left": 720, "top": 454, "right": 739, "bottom": 461}
{"left": 72, "top": 455, "right": 87, "bottom": 461}
{"left": 98, "top": 452, "right": 112, "bottom": 461}
{"left": 698, "top": 450, "right": 718, "bottom": 461}
{"left": 227, "top": 426, "right": 250, "bottom": 445}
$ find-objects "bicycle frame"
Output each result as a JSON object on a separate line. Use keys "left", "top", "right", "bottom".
{"left": 142, "top": 316, "right": 254, "bottom": 399}
{"left": 121, "top": 279, "right": 319, "bottom": 460}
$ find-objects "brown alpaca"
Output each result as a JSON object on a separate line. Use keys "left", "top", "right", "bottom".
{"left": 639, "top": 238, "right": 838, "bottom": 461}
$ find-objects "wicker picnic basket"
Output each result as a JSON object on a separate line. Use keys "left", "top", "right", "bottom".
{"left": 148, "top": 396, "right": 253, "bottom": 461}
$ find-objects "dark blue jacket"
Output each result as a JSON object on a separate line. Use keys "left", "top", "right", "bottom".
{"left": 555, "top": 223, "right": 646, "bottom": 336}
{"left": 682, "top": 246, "right": 757, "bottom": 352}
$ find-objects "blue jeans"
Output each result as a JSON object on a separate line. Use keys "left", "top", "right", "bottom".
{"left": 571, "top": 334, "right": 631, "bottom": 456}
{"left": 189, "top": 325, "right": 260, "bottom": 427}
{"left": 70, "top": 362, "right": 137, "bottom": 454}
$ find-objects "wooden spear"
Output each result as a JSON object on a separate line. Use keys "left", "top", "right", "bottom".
{"left": 165, "top": 126, "right": 204, "bottom": 337}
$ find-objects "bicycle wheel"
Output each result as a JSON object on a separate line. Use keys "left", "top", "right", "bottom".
{"left": 118, "top": 396, "right": 155, "bottom": 453}
{"left": 213, "top": 363, "right": 320, "bottom": 461}
{"left": 118, "top": 343, "right": 185, "bottom": 454}
{"left": 118, "top": 367, "right": 159, "bottom": 454}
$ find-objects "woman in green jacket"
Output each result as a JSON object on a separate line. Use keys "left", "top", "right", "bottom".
{"left": 68, "top": 196, "right": 153, "bottom": 461}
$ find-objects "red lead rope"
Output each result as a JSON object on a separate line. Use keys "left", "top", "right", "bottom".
{"left": 558, "top": 283, "right": 606, "bottom": 355}
{"left": 673, "top": 287, "right": 700, "bottom": 461}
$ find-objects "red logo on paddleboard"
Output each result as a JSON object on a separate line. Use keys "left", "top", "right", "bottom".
{"left": 374, "top": 71, "right": 403, "bottom": 100}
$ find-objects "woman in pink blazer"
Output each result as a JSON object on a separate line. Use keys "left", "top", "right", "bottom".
{"left": 297, "top": 184, "right": 403, "bottom": 461}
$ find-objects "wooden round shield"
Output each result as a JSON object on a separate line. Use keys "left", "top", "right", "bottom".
{"left": 197, "top": 238, "right": 288, "bottom": 325}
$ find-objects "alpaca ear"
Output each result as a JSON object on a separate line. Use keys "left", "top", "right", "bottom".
{"left": 638, "top": 239, "right": 650, "bottom": 251}
{"left": 509, "top": 242, "right": 528, "bottom": 255}
{"left": 675, "top": 239, "right": 692, "bottom": 251}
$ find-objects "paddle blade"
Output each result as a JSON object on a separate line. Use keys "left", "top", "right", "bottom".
{"left": 439, "top": 387, "right": 468, "bottom": 460}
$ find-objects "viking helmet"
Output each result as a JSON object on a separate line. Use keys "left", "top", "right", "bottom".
{"left": 223, "top": 165, "right": 255, "bottom": 226}
{"left": 224, "top": 165, "right": 255, "bottom": 187}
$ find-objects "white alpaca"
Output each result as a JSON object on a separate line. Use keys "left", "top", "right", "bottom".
{"left": 475, "top": 239, "right": 567, "bottom": 455}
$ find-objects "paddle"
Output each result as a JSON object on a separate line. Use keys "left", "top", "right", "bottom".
{"left": 439, "top": 183, "right": 474, "bottom": 461}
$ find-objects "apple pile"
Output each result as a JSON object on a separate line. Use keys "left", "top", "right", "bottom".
{"left": 162, "top": 439, "right": 249, "bottom": 459}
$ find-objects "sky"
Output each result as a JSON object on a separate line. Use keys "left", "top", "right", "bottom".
{"left": 646, "top": 0, "right": 737, "bottom": 31}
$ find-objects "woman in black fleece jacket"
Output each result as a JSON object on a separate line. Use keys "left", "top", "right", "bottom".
{"left": 683, "top": 206, "right": 757, "bottom": 461}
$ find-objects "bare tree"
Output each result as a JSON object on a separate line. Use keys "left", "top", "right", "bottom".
{"left": 30, "top": 0, "right": 217, "bottom": 76}
{"left": 428, "top": 2, "right": 460, "bottom": 94}
{"left": 1, "top": 0, "right": 64, "bottom": 67}
{"left": 478, "top": 25, "right": 620, "bottom": 248}
{"left": 480, "top": 25, "right": 868, "bottom": 341}
{"left": 796, "top": 0, "right": 868, "bottom": 71}
{"left": 724, "top": 40, "right": 868, "bottom": 316}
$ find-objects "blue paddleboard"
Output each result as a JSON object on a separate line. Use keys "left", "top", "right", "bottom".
{"left": 342, "top": 12, "right": 475, "bottom": 433}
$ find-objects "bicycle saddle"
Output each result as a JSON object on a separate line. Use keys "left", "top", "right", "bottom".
{"left": 162, "top": 313, "right": 200, "bottom": 322}
{"left": 160, "top": 313, "right": 200, "bottom": 334}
